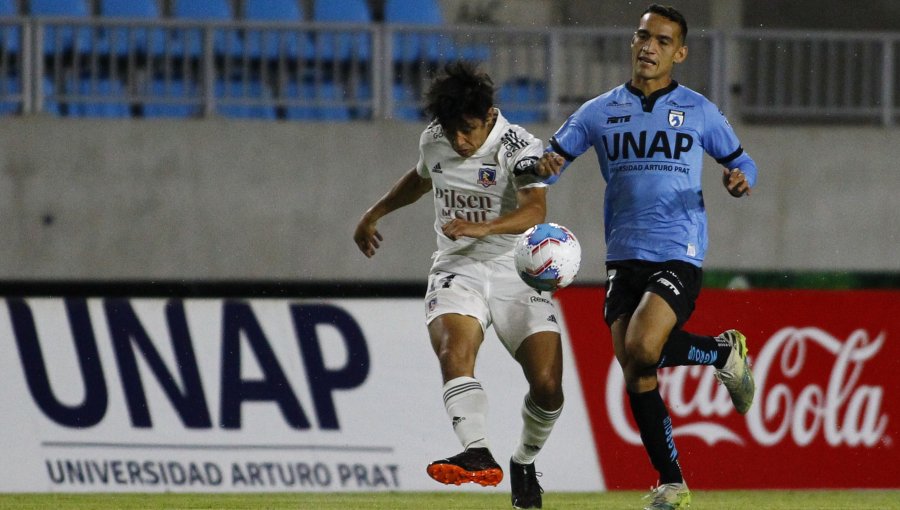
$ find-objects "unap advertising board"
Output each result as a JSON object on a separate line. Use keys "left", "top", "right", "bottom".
{"left": 0, "top": 289, "right": 897, "bottom": 492}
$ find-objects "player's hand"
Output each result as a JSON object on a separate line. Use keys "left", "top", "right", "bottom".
{"left": 353, "top": 217, "right": 383, "bottom": 257}
{"left": 536, "top": 152, "right": 565, "bottom": 178}
{"left": 441, "top": 219, "right": 490, "bottom": 240}
{"left": 723, "top": 168, "right": 752, "bottom": 197}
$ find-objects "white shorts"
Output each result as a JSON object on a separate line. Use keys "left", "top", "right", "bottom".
{"left": 424, "top": 253, "right": 561, "bottom": 356}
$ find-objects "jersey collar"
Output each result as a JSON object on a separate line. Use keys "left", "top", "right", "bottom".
{"left": 625, "top": 80, "right": 679, "bottom": 112}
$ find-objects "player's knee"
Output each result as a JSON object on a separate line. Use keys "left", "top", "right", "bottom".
{"left": 528, "top": 372, "right": 563, "bottom": 408}
{"left": 624, "top": 338, "right": 662, "bottom": 369}
{"left": 436, "top": 346, "right": 475, "bottom": 376}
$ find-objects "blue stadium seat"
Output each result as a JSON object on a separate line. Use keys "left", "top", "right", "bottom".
{"left": 97, "top": 0, "right": 165, "bottom": 56}
{"left": 384, "top": 0, "right": 448, "bottom": 63}
{"left": 215, "top": 79, "right": 277, "bottom": 120}
{"left": 312, "top": 0, "right": 371, "bottom": 62}
{"left": 71, "top": 77, "right": 131, "bottom": 117}
{"left": 0, "top": 0, "right": 20, "bottom": 56}
{"left": 41, "top": 76, "right": 62, "bottom": 115}
{"left": 498, "top": 77, "right": 547, "bottom": 124}
{"left": 169, "top": 0, "right": 242, "bottom": 58}
{"left": 0, "top": 74, "right": 20, "bottom": 115}
{"left": 142, "top": 79, "right": 200, "bottom": 118}
{"left": 243, "top": 0, "right": 312, "bottom": 61}
{"left": 392, "top": 82, "right": 423, "bottom": 121}
{"left": 30, "top": 0, "right": 93, "bottom": 55}
{"left": 282, "top": 80, "right": 350, "bottom": 121}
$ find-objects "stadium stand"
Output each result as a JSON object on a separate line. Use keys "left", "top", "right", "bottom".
{"left": 70, "top": 76, "right": 131, "bottom": 117}
{"left": 169, "top": 0, "right": 243, "bottom": 58}
{"left": 96, "top": 0, "right": 165, "bottom": 57}
{"left": 498, "top": 76, "right": 548, "bottom": 124}
{"left": 312, "top": 0, "right": 372, "bottom": 62}
{"left": 243, "top": 0, "right": 313, "bottom": 61}
{"left": 29, "top": 0, "right": 92, "bottom": 55}
{"left": 0, "top": 0, "right": 19, "bottom": 56}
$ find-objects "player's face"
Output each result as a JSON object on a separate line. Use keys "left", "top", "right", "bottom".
{"left": 446, "top": 111, "right": 494, "bottom": 158}
{"left": 631, "top": 13, "right": 687, "bottom": 83}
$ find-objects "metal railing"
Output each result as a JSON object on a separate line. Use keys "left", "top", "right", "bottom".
{"left": 0, "top": 17, "right": 897, "bottom": 125}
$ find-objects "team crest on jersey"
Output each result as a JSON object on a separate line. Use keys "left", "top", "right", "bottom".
{"left": 668, "top": 109, "right": 685, "bottom": 128}
{"left": 477, "top": 167, "right": 497, "bottom": 187}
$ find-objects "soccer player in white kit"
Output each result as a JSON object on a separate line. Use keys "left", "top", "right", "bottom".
{"left": 353, "top": 61, "right": 562, "bottom": 509}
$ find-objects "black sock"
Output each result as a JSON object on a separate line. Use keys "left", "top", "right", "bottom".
{"left": 657, "top": 329, "right": 731, "bottom": 369}
{"left": 628, "top": 388, "right": 683, "bottom": 484}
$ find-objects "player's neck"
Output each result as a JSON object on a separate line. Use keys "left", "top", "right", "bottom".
{"left": 629, "top": 76, "right": 673, "bottom": 97}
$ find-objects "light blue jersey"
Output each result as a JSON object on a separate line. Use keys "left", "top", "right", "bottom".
{"left": 549, "top": 81, "right": 757, "bottom": 266}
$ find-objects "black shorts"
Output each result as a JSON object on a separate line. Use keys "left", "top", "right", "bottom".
{"left": 603, "top": 259, "right": 703, "bottom": 328}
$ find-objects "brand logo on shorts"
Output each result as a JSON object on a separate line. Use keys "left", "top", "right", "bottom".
{"left": 530, "top": 296, "right": 551, "bottom": 304}
{"left": 657, "top": 277, "right": 681, "bottom": 295}
{"left": 547, "top": 315, "right": 558, "bottom": 324}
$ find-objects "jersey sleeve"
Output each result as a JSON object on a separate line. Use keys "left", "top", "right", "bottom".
{"left": 701, "top": 101, "right": 758, "bottom": 187}
{"left": 549, "top": 100, "right": 596, "bottom": 162}
{"left": 542, "top": 100, "right": 597, "bottom": 184}
{"left": 500, "top": 126, "right": 548, "bottom": 190}
{"left": 415, "top": 124, "right": 437, "bottom": 178}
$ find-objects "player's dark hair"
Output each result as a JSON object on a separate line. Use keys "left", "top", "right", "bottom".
{"left": 644, "top": 4, "right": 688, "bottom": 43}
{"left": 425, "top": 61, "right": 494, "bottom": 134}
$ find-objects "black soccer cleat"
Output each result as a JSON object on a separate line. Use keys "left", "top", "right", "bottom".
{"left": 510, "top": 458, "right": 543, "bottom": 508}
{"left": 426, "top": 447, "right": 503, "bottom": 487}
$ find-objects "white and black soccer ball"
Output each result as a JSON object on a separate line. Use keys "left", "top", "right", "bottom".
{"left": 514, "top": 223, "right": 581, "bottom": 292}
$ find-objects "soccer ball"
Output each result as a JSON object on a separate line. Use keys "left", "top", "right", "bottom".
{"left": 514, "top": 223, "right": 581, "bottom": 292}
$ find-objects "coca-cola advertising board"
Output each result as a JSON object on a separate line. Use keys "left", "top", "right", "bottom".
{"left": 556, "top": 288, "right": 899, "bottom": 489}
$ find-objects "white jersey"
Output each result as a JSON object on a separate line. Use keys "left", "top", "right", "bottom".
{"left": 416, "top": 109, "right": 547, "bottom": 261}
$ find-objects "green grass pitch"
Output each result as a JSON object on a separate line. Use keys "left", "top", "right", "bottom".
{"left": 1, "top": 491, "right": 899, "bottom": 509}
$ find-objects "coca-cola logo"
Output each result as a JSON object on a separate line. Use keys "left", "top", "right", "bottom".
{"left": 606, "top": 327, "right": 889, "bottom": 448}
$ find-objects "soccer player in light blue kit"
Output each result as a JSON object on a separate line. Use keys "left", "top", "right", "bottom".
{"left": 537, "top": 5, "right": 757, "bottom": 509}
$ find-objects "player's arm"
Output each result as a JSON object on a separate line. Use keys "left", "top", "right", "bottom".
{"left": 702, "top": 101, "right": 758, "bottom": 198}
{"left": 353, "top": 167, "right": 432, "bottom": 257}
{"left": 442, "top": 186, "right": 547, "bottom": 241}
{"left": 535, "top": 111, "right": 593, "bottom": 183}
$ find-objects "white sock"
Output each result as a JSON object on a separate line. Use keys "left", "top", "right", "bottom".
{"left": 442, "top": 376, "right": 490, "bottom": 450}
{"left": 512, "top": 394, "right": 562, "bottom": 465}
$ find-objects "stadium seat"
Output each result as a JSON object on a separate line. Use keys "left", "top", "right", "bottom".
{"left": 312, "top": 0, "right": 372, "bottom": 62}
{"left": 142, "top": 79, "right": 200, "bottom": 118}
{"left": 215, "top": 79, "right": 277, "bottom": 120}
{"left": 29, "top": 0, "right": 93, "bottom": 55}
{"left": 498, "top": 77, "right": 547, "bottom": 124}
{"left": 384, "top": 0, "right": 448, "bottom": 63}
{"left": 70, "top": 77, "right": 131, "bottom": 117}
{"left": 169, "top": 0, "right": 242, "bottom": 58}
{"left": 41, "top": 76, "right": 63, "bottom": 115}
{"left": 0, "top": 74, "right": 20, "bottom": 115}
{"left": 0, "top": 0, "right": 20, "bottom": 56}
{"left": 282, "top": 80, "right": 350, "bottom": 121}
{"left": 243, "top": 0, "right": 313, "bottom": 61}
{"left": 392, "top": 82, "right": 423, "bottom": 121}
{"left": 97, "top": 0, "right": 165, "bottom": 57}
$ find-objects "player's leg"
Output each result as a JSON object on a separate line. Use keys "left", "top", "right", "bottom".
{"left": 508, "top": 330, "right": 564, "bottom": 509}
{"left": 606, "top": 263, "right": 688, "bottom": 504}
{"left": 649, "top": 263, "right": 755, "bottom": 414}
{"left": 425, "top": 313, "right": 503, "bottom": 486}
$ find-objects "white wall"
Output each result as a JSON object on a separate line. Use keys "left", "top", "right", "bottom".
{"left": 0, "top": 117, "right": 897, "bottom": 282}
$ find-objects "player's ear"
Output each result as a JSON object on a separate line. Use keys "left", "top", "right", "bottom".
{"left": 674, "top": 44, "right": 688, "bottom": 64}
